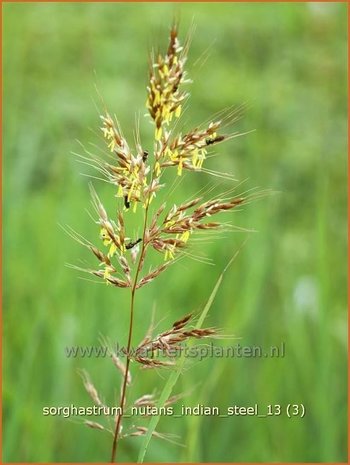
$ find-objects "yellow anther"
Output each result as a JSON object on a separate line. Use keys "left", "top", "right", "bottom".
{"left": 177, "top": 157, "right": 183, "bottom": 176}
{"left": 108, "top": 242, "right": 117, "bottom": 258}
{"left": 192, "top": 148, "right": 199, "bottom": 167}
{"left": 181, "top": 231, "right": 190, "bottom": 243}
{"left": 154, "top": 91, "right": 160, "bottom": 106}
{"left": 155, "top": 126, "right": 162, "bottom": 141}
{"left": 103, "top": 265, "right": 113, "bottom": 280}
{"left": 154, "top": 161, "right": 161, "bottom": 176}
{"left": 117, "top": 184, "right": 123, "bottom": 197}
{"left": 108, "top": 139, "right": 116, "bottom": 152}
{"left": 127, "top": 179, "right": 136, "bottom": 202}
{"left": 164, "top": 246, "right": 175, "bottom": 262}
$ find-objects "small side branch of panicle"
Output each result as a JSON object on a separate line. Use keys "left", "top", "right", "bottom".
{"left": 159, "top": 121, "right": 226, "bottom": 176}
{"left": 133, "top": 313, "right": 217, "bottom": 368}
{"left": 144, "top": 194, "right": 246, "bottom": 261}
{"left": 100, "top": 113, "right": 151, "bottom": 212}
{"left": 78, "top": 369, "right": 105, "bottom": 407}
{"left": 99, "top": 336, "right": 132, "bottom": 385}
{"left": 136, "top": 263, "right": 169, "bottom": 289}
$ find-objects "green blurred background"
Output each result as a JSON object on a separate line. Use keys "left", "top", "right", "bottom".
{"left": 3, "top": 2, "right": 347, "bottom": 463}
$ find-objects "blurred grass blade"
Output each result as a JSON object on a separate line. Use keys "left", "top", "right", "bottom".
{"left": 137, "top": 240, "right": 247, "bottom": 463}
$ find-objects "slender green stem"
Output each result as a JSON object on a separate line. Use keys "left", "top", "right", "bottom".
{"left": 110, "top": 194, "right": 153, "bottom": 463}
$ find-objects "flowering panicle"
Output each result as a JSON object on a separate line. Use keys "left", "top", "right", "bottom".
{"left": 69, "top": 25, "right": 253, "bottom": 285}
{"left": 69, "top": 24, "right": 256, "bottom": 461}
